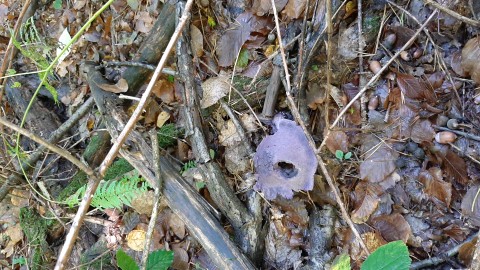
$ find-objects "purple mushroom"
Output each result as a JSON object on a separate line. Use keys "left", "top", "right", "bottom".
{"left": 254, "top": 115, "right": 317, "bottom": 200}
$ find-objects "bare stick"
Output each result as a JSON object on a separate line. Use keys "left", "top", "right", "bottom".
{"left": 270, "top": 0, "right": 370, "bottom": 255}
{"left": 141, "top": 129, "right": 163, "bottom": 270}
{"left": 0, "top": 118, "right": 95, "bottom": 177}
{"left": 424, "top": 0, "right": 480, "bottom": 27}
{"left": 55, "top": 1, "right": 194, "bottom": 268}
{"left": 319, "top": 11, "right": 438, "bottom": 150}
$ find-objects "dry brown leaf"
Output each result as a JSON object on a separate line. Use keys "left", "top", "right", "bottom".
{"left": 135, "top": 11, "right": 154, "bottom": 33}
{"left": 283, "top": 0, "right": 308, "bottom": 19}
{"left": 97, "top": 78, "right": 128, "bottom": 93}
{"left": 458, "top": 238, "right": 476, "bottom": 266}
{"left": 371, "top": 213, "right": 412, "bottom": 243}
{"left": 362, "top": 231, "right": 388, "bottom": 254}
{"left": 144, "top": 99, "right": 161, "bottom": 126}
{"left": 219, "top": 120, "right": 241, "bottom": 146}
{"left": 152, "top": 79, "right": 175, "bottom": 104}
{"left": 251, "top": 0, "right": 288, "bottom": 15}
{"left": 172, "top": 247, "right": 189, "bottom": 270}
{"left": 396, "top": 73, "right": 436, "bottom": 104}
{"left": 360, "top": 142, "right": 396, "bottom": 183}
{"left": 461, "top": 36, "right": 480, "bottom": 84}
{"left": 388, "top": 26, "right": 416, "bottom": 49}
{"left": 351, "top": 182, "right": 382, "bottom": 224}
{"left": 156, "top": 111, "right": 170, "bottom": 128}
{"left": 10, "top": 189, "right": 29, "bottom": 207}
{"left": 410, "top": 119, "right": 435, "bottom": 143}
{"left": 324, "top": 130, "right": 349, "bottom": 155}
{"left": 442, "top": 150, "right": 468, "bottom": 185}
{"left": 419, "top": 168, "right": 452, "bottom": 207}
{"left": 169, "top": 213, "right": 186, "bottom": 239}
{"left": 451, "top": 51, "right": 467, "bottom": 77}
{"left": 0, "top": 223, "right": 23, "bottom": 257}
{"left": 216, "top": 12, "right": 272, "bottom": 67}
{"left": 190, "top": 25, "right": 204, "bottom": 58}
{"left": 200, "top": 76, "right": 229, "bottom": 108}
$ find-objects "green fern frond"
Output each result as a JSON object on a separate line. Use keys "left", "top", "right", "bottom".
{"left": 65, "top": 171, "right": 150, "bottom": 210}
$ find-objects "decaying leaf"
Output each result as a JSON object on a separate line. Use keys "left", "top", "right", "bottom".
{"left": 461, "top": 36, "right": 480, "bottom": 84}
{"left": 396, "top": 73, "right": 436, "bottom": 104}
{"left": 410, "top": 119, "right": 435, "bottom": 143}
{"left": 251, "top": 0, "right": 288, "bottom": 15}
{"left": 419, "top": 168, "right": 452, "bottom": 207}
{"left": 283, "top": 0, "right": 309, "bottom": 19}
{"left": 156, "top": 111, "right": 170, "bottom": 128}
{"left": 441, "top": 150, "right": 468, "bottom": 185}
{"left": 461, "top": 186, "right": 480, "bottom": 226}
{"left": 0, "top": 223, "right": 23, "bottom": 257}
{"left": 371, "top": 213, "right": 412, "bottom": 243}
{"left": 152, "top": 79, "right": 176, "bottom": 104}
{"left": 200, "top": 76, "right": 230, "bottom": 108}
{"left": 351, "top": 181, "right": 382, "bottom": 224}
{"left": 360, "top": 137, "right": 396, "bottom": 183}
{"left": 97, "top": 78, "right": 128, "bottom": 93}
{"left": 190, "top": 24, "right": 204, "bottom": 58}
{"left": 169, "top": 213, "right": 186, "bottom": 239}
{"left": 172, "top": 247, "right": 189, "bottom": 269}
{"left": 325, "top": 130, "right": 349, "bottom": 155}
{"left": 216, "top": 12, "right": 272, "bottom": 67}
{"left": 126, "top": 229, "right": 146, "bottom": 251}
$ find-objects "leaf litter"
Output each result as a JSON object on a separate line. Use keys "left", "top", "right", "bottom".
{"left": 1, "top": 0, "right": 480, "bottom": 269}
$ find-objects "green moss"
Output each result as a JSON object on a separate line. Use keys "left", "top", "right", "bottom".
{"left": 103, "top": 158, "right": 134, "bottom": 181}
{"left": 56, "top": 171, "right": 88, "bottom": 202}
{"left": 157, "top": 123, "right": 180, "bottom": 148}
{"left": 19, "top": 208, "right": 48, "bottom": 270}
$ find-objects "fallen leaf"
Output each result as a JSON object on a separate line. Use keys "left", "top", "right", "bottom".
{"left": 461, "top": 186, "right": 480, "bottom": 226}
{"left": 156, "top": 111, "right": 170, "bottom": 128}
{"left": 97, "top": 78, "right": 128, "bottom": 93}
{"left": 410, "top": 119, "right": 435, "bottom": 143}
{"left": 200, "top": 76, "right": 230, "bottom": 108}
{"left": 461, "top": 36, "right": 480, "bottom": 84}
{"left": 190, "top": 25, "right": 204, "bottom": 58}
{"left": 126, "top": 229, "right": 146, "bottom": 251}
{"left": 419, "top": 168, "right": 452, "bottom": 207}
{"left": 441, "top": 150, "right": 468, "bottom": 185}
{"left": 172, "top": 248, "right": 189, "bottom": 270}
{"left": 0, "top": 223, "right": 23, "bottom": 257}
{"left": 371, "top": 213, "right": 412, "bottom": 243}
{"left": 251, "top": 0, "right": 288, "bottom": 15}
{"left": 283, "top": 0, "right": 309, "bottom": 19}
{"left": 360, "top": 138, "right": 396, "bottom": 183}
{"left": 169, "top": 213, "right": 186, "bottom": 239}
{"left": 396, "top": 73, "right": 436, "bottom": 104}
{"left": 325, "top": 130, "right": 349, "bottom": 155}
{"left": 351, "top": 181, "right": 382, "bottom": 224}
{"left": 152, "top": 79, "right": 176, "bottom": 104}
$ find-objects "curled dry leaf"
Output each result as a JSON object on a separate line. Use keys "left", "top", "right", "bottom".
{"left": 419, "top": 168, "right": 452, "bottom": 207}
{"left": 200, "top": 76, "right": 230, "bottom": 108}
{"left": 172, "top": 247, "right": 190, "bottom": 270}
{"left": 360, "top": 140, "right": 396, "bottom": 183}
{"left": 152, "top": 79, "right": 176, "bottom": 104}
{"left": 461, "top": 36, "right": 480, "bottom": 84}
{"left": 97, "top": 78, "right": 128, "bottom": 93}
{"left": 351, "top": 181, "right": 382, "bottom": 224}
{"left": 371, "top": 213, "right": 412, "bottom": 243}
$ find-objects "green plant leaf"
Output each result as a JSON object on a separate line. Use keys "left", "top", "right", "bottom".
{"left": 6, "top": 69, "right": 16, "bottom": 76}
{"left": 207, "top": 16, "right": 216, "bottom": 28}
{"left": 237, "top": 49, "right": 249, "bottom": 68}
{"left": 12, "top": 81, "right": 21, "bottom": 88}
{"left": 311, "top": 65, "right": 319, "bottom": 71}
{"left": 12, "top": 256, "right": 26, "bottom": 266}
{"left": 146, "top": 250, "right": 174, "bottom": 270}
{"left": 361, "top": 240, "right": 411, "bottom": 270}
{"left": 167, "top": 74, "right": 175, "bottom": 83}
{"left": 331, "top": 253, "right": 350, "bottom": 270}
{"left": 344, "top": 152, "right": 352, "bottom": 160}
{"left": 53, "top": 0, "right": 62, "bottom": 9}
{"left": 116, "top": 249, "right": 139, "bottom": 270}
{"left": 335, "top": 150, "right": 344, "bottom": 160}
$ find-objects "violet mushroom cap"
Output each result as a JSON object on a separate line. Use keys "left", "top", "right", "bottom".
{"left": 253, "top": 117, "right": 317, "bottom": 200}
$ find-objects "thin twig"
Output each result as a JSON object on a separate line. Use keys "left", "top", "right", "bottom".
{"left": 270, "top": 0, "right": 370, "bottom": 255}
{"left": 411, "top": 232, "right": 479, "bottom": 269}
{"left": 424, "top": 0, "right": 480, "bottom": 27}
{"left": 54, "top": 1, "right": 194, "bottom": 269}
{"left": 141, "top": 129, "right": 163, "bottom": 270}
{"left": 319, "top": 11, "right": 438, "bottom": 151}
{"left": 0, "top": 96, "right": 95, "bottom": 201}
{"left": 0, "top": 118, "right": 95, "bottom": 177}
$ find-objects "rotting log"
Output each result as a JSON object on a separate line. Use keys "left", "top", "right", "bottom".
{"left": 87, "top": 64, "right": 255, "bottom": 270}
{"left": 122, "top": 1, "right": 176, "bottom": 95}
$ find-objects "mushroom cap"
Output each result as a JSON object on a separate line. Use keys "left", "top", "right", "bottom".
{"left": 254, "top": 118, "right": 317, "bottom": 199}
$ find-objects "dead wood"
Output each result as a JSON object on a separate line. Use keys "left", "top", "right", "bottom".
{"left": 122, "top": 1, "right": 176, "bottom": 95}
{"left": 87, "top": 64, "right": 255, "bottom": 270}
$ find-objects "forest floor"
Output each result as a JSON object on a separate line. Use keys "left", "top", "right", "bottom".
{"left": 1, "top": 0, "right": 480, "bottom": 269}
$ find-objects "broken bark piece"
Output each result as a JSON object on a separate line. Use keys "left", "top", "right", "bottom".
{"left": 254, "top": 115, "right": 317, "bottom": 199}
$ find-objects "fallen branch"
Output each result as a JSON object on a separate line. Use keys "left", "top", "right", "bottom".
{"left": 424, "top": 0, "right": 480, "bottom": 27}
{"left": 54, "top": 1, "right": 195, "bottom": 268}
